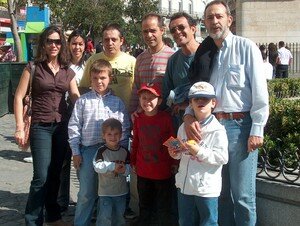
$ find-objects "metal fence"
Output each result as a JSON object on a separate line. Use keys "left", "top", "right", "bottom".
{"left": 257, "top": 148, "right": 300, "bottom": 186}
{"left": 256, "top": 88, "right": 300, "bottom": 186}
{"left": 257, "top": 42, "right": 300, "bottom": 76}
{"left": 287, "top": 43, "right": 300, "bottom": 75}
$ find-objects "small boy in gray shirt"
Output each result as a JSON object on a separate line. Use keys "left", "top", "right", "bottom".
{"left": 93, "top": 118, "right": 130, "bottom": 226}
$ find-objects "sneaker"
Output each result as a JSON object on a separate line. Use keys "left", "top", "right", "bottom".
{"left": 23, "top": 156, "right": 33, "bottom": 163}
{"left": 124, "top": 208, "right": 137, "bottom": 219}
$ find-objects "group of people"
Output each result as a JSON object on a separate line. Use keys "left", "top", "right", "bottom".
{"left": 0, "top": 42, "right": 16, "bottom": 62}
{"left": 14, "top": 1, "right": 269, "bottom": 226}
{"left": 260, "top": 41, "right": 293, "bottom": 80}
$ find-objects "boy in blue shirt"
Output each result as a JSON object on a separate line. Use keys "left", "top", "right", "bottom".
{"left": 68, "top": 59, "right": 130, "bottom": 226}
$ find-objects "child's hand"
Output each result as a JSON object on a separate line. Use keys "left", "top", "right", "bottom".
{"left": 131, "top": 105, "right": 143, "bottom": 123}
{"left": 168, "top": 147, "right": 179, "bottom": 158}
{"left": 114, "top": 162, "right": 125, "bottom": 174}
{"left": 131, "top": 165, "right": 137, "bottom": 174}
{"left": 73, "top": 155, "right": 82, "bottom": 170}
{"left": 185, "top": 140, "right": 200, "bottom": 156}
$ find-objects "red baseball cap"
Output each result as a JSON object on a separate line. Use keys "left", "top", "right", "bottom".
{"left": 137, "top": 82, "right": 161, "bottom": 97}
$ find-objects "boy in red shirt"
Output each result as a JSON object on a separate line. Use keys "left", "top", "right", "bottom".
{"left": 131, "top": 82, "right": 175, "bottom": 226}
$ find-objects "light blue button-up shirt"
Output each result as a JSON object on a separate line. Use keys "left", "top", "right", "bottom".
{"left": 186, "top": 32, "right": 269, "bottom": 137}
{"left": 68, "top": 90, "right": 130, "bottom": 156}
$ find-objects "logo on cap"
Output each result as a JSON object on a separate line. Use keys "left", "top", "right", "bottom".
{"left": 137, "top": 82, "right": 161, "bottom": 97}
{"left": 188, "top": 82, "right": 216, "bottom": 99}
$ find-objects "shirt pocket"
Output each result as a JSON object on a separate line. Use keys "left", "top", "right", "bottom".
{"left": 226, "top": 64, "right": 245, "bottom": 89}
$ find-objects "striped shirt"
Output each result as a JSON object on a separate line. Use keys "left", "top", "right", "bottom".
{"left": 130, "top": 45, "right": 175, "bottom": 113}
{"left": 68, "top": 89, "right": 130, "bottom": 156}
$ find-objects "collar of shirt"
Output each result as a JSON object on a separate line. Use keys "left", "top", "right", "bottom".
{"left": 221, "top": 32, "right": 233, "bottom": 50}
{"left": 92, "top": 89, "right": 112, "bottom": 98}
{"left": 199, "top": 114, "right": 213, "bottom": 126}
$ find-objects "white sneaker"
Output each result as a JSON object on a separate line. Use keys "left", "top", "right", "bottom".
{"left": 23, "top": 156, "right": 33, "bottom": 163}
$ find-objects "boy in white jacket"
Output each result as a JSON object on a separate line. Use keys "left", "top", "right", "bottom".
{"left": 168, "top": 81, "right": 228, "bottom": 226}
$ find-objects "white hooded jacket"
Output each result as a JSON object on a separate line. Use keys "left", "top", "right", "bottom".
{"left": 175, "top": 114, "right": 228, "bottom": 197}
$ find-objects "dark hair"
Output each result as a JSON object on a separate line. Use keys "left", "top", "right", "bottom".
{"left": 142, "top": 12, "right": 164, "bottom": 28}
{"left": 261, "top": 51, "right": 268, "bottom": 61}
{"left": 102, "top": 118, "right": 122, "bottom": 134}
{"left": 259, "top": 44, "right": 266, "bottom": 52}
{"left": 279, "top": 41, "right": 285, "bottom": 48}
{"left": 67, "top": 29, "right": 89, "bottom": 67}
{"left": 102, "top": 23, "right": 124, "bottom": 38}
{"left": 268, "top": 42, "right": 277, "bottom": 52}
{"left": 90, "top": 59, "right": 112, "bottom": 77}
{"left": 204, "top": 0, "right": 231, "bottom": 17}
{"left": 35, "top": 25, "right": 69, "bottom": 67}
{"left": 169, "top": 12, "right": 197, "bottom": 27}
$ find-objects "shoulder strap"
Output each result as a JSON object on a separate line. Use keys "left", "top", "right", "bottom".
{"left": 27, "top": 62, "right": 36, "bottom": 96}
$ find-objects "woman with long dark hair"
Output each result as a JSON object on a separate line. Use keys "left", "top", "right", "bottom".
{"left": 14, "top": 25, "right": 80, "bottom": 226}
{"left": 57, "top": 29, "right": 89, "bottom": 211}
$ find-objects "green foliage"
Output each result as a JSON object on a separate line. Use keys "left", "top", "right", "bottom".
{"left": 124, "top": 0, "right": 159, "bottom": 45}
{"left": 34, "top": 0, "right": 159, "bottom": 43}
{"left": 263, "top": 78, "right": 300, "bottom": 166}
{"left": 268, "top": 77, "right": 300, "bottom": 98}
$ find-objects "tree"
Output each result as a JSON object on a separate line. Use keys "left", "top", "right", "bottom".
{"left": 36, "top": 0, "right": 126, "bottom": 38}
{"left": 7, "top": 0, "right": 23, "bottom": 62}
{"left": 35, "top": 0, "right": 158, "bottom": 44}
{"left": 124, "top": 0, "right": 159, "bottom": 45}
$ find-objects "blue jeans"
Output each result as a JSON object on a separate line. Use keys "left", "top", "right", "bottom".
{"left": 57, "top": 146, "right": 72, "bottom": 209}
{"left": 276, "top": 64, "right": 289, "bottom": 78}
{"left": 74, "top": 144, "right": 99, "bottom": 226}
{"left": 178, "top": 191, "right": 218, "bottom": 226}
{"left": 97, "top": 195, "right": 126, "bottom": 226}
{"left": 25, "top": 122, "right": 69, "bottom": 226}
{"left": 218, "top": 114, "right": 258, "bottom": 226}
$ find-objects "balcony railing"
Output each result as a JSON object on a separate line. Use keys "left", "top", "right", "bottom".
{"left": 257, "top": 147, "right": 300, "bottom": 186}
{"left": 257, "top": 87, "right": 300, "bottom": 186}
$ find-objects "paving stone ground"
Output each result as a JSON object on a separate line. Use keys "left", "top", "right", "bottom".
{"left": 0, "top": 114, "right": 139, "bottom": 225}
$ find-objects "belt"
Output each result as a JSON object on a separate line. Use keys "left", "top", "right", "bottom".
{"left": 214, "top": 112, "right": 249, "bottom": 120}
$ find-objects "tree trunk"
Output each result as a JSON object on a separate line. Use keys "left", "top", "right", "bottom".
{"left": 7, "top": 0, "right": 23, "bottom": 62}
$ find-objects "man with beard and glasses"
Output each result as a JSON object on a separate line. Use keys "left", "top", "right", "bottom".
{"left": 183, "top": 1, "right": 269, "bottom": 226}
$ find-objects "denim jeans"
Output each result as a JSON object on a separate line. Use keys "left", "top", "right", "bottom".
{"left": 57, "top": 146, "right": 72, "bottom": 209}
{"left": 178, "top": 191, "right": 218, "bottom": 226}
{"left": 276, "top": 64, "right": 289, "bottom": 78}
{"left": 136, "top": 176, "right": 172, "bottom": 226}
{"left": 74, "top": 144, "right": 99, "bottom": 226}
{"left": 25, "top": 122, "right": 69, "bottom": 226}
{"left": 97, "top": 195, "right": 126, "bottom": 226}
{"left": 218, "top": 114, "right": 258, "bottom": 226}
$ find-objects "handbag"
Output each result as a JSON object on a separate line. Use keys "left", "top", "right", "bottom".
{"left": 19, "top": 63, "right": 35, "bottom": 151}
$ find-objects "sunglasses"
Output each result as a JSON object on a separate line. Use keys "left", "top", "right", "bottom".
{"left": 170, "top": 24, "right": 187, "bottom": 34}
{"left": 46, "top": 38, "right": 62, "bottom": 46}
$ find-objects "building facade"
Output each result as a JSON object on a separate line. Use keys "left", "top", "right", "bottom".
{"left": 158, "top": 0, "right": 213, "bottom": 42}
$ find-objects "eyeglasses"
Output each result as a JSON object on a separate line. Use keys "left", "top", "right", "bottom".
{"left": 46, "top": 38, "right": 62, "bottom": 46}
{"left": 169, "top": 24, "right": 187, "bottom": 34}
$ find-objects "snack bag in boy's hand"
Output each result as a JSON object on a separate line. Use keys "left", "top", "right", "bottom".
{"left": 163, "top": 136, "right": 188, "bottom": 153}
